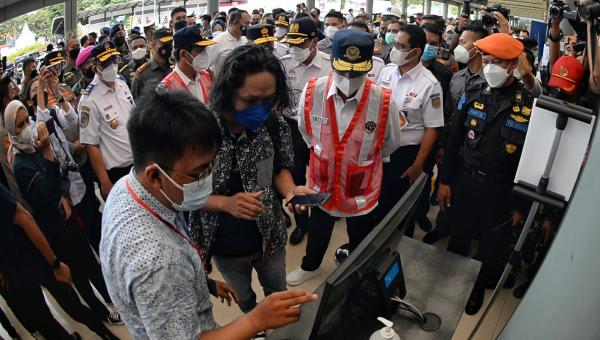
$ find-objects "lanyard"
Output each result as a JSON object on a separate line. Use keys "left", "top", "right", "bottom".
{"left": 125, "top": 177, "right": 207, "bottom": 272}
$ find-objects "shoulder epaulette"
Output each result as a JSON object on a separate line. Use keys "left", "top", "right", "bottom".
{"left": 136, "top": 61, "right": 151, "bottom": 74}
{"left": 82, "top": 83, "right": 96, "bottom": 96}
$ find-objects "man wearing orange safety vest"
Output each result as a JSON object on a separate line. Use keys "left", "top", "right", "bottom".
{"left": 287, "top": 29, "right": 406, "bottom": 286}
{"left": 158, "top": 26, "right": 214, "bottom": 105}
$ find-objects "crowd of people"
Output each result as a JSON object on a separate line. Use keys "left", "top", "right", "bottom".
{"left": 0, "top": 2, "right": 598, "bottom": 339}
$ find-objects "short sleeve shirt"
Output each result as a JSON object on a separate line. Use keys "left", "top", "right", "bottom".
{"left": 377, "top": 63, "right": 444, "bottom": 146}
{"left": 78, "top": 75, "right": 134, "bottom": 170}
{"left": 280, "top": 50, "right": 332, "bottom": 106}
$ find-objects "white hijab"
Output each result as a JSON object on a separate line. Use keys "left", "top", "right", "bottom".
{"left": 3, "top": 100, "right": 35, "bottom": 154}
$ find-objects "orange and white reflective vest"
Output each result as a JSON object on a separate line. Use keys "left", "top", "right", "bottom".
{"left": 160, "top": 69, "right": 212, "bottom": 104}
{"left": 304, "top": 75, "right": 391, "bottom": 215}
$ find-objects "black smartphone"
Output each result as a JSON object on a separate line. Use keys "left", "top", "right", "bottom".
{"left": 45, "top": 117, "right": 56, "bottom": 135}
{"left": 288, "top": 193, "right": 331, "bottom": 207}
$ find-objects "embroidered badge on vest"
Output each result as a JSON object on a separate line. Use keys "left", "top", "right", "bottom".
{"left": 365, "top": 121, "right": 376, "bottom": 133}
{"left": 506, "top": 143, "right": 518, "bottom": 154}
{"left": 474, "top": 102, "right": 485, "bottom": 110}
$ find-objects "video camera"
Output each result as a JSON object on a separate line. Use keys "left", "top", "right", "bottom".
{"left": 482, "top": 4, "right": 510, "bottom": 28}
{"left": 550, "top": 0, "right": 579, "bottom": 20}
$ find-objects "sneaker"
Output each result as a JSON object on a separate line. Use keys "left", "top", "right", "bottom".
{"left": 286, "top": 266, "right": 322, "bottom": 286}
{"left": 253, "top": 330, "right": 267, "bottom": 339}
{"left": 334, "top": 243, "right": 351, "bottom": 266}
{"left": 105, "top": 311, "right": 124, "bottom": 325}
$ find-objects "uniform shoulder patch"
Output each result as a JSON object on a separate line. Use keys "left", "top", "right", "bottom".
{"left": 136, "top": 62, "right": 150, "bottom": 74}
{"left": 82, "top": 83, "right": 96, "bottom": 96}
{"left": 430, "top": 93, "right": 441, "bottom": 109}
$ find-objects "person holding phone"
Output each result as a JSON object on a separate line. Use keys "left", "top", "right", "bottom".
{"left": 189, "top": 45, "right": 313, "bottom": 339}
{"left": 287, "top": 29, "right": 405, "bottom": 286}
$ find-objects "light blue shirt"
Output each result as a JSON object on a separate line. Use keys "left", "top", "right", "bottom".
{"left": 100, "top": 171, "right": 218, "bottom": 340}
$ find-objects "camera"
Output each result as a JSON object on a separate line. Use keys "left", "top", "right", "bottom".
{"left": 550, "top": 0, "right": 580, "bottom": 20}
{"left": 572, "top": 40, "right": 587, "bottom": 53}
{"left": 438, "top": 47, "right": 451, "bottom": 60}
{"left": 482, "top": 4, "right": 510, "bottom": 28}
{"left": 578, "top": 0, "right": 600, "bottom": 20}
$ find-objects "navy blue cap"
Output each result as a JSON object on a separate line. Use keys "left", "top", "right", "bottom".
{"left": 100, "top": 27, "right": 110, "bottom": 36}
{"left": 131, "top": 26, "right": 141, "bottom": 36}
{"left": 109, "top": 24, "right": 123, "bottom": 38}
{"left": 174, "top": 26, "right": 215, "bottom": 50}
{"left": 281, "top": 17, "right": 319, "bottom": 45}
{"left": 247, "top": 24, "right": 277, "bottom": 44}
{"left": 42, "top": 50, "right": 65, "bottom": 66}
{"left": 331, "top": 29, "right": 374, "bottom": 72}
{"left": 92, "top": 40, "right": 120, "bottom": 62}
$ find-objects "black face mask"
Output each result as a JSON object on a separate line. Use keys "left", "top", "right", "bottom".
{"left": 174, "top": 20, "right": 187, "bottom": 32}
{"left": 158, "top": 45, "right": 173, "bottom": 60}
{"left": 113, "top": 36, "right": 126, "bottom": 47}
{"left": 69, "top": 47, "right": 80, "bottom": 60}
{"left": 82, "top": 67, "right": 95, "bottom": 79}
{"left": 241, "top": 24, "right": 248, "bottom": 36}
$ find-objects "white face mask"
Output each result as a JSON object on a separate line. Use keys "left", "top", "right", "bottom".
{"left": 325, "top": 26, "right": 339, "bottom": 39}
{"left": 483, "top": 63, "right": 511, "bottom": 88}
{"left": 390, "top": 47, "right": 414, "bottom": 66}
{"left": 100, "top": 63, "right": 118, "bottom": 82}
{"left": 11, "top": 119, "right": 36, "bottom": 153}
{"left": 156, "top": 164, "right": 213, "bottom": 212}
{"left": 289, "top": 45, "right": 311, "bottom": 63}
{"left": 274, "top": 27, "right": 288, "bottom": 39}
{"left": 212, "top": 31, "right": 223, "bottom": 38}
{"left": 132, "top": 47, "right": 147, "bottom": 60}
{"left": 189, "top": 50, "right": 210, "bottom": 71}
{"left": 333, "top": 72, "right": 366, "bottom": 97}
{"left": 453, "top": 44, "right": 473, "bottom": 64}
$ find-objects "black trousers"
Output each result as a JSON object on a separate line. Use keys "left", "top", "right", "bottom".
{"left": 375, "top": 145, "right": 420, "bottom": 227}
{"left": 285, "top": 117, "right": 310, "bottom": 230}
{"left": 107, "top": 165, "right": 133, "bottom": 185}
{"left": 446, "top": 169, "right": 514, "bottom": 284}
{"left": 50, "top": 216, "right": 112, "bottom": 320}
{"left": 0, "top": 305, "right": 19, "bottom": 338}
{"left": 1, "top": 287, "right": 72, "bottom": 340}
{"left": 301, "top": 207, "right": 376, "bottom": 271}
{"left": 77, "top": 159, "right": 103, "bottom": 253}
{"left": 408, "top": 149, "right": 437, "bottom": 236}
{"left": 42, "top": 281, "right": 115, "bottom": 338}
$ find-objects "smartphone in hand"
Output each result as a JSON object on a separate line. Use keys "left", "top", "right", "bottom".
{"left": 288, "top": 193, "right": 331, "bottom": 207}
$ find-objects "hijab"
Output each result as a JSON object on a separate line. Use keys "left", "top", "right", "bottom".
{"left": 3, "top": 100, "right": 35, "bottom": 154}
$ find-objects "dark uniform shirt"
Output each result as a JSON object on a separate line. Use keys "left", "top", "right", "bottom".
{"left": 119, "top": 58, "right": 146, "bottom": 89}
{"left": 62, "top": 62, "right": 82, "bottom": 88}
{"left": 131, "top": 59, "right": 173, "bottom": 99}
{"left": 440, "top": 80, "right": 534, "bottom": 184}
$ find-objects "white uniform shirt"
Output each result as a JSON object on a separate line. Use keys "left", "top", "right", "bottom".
{"left": 273, "top": 41, "right": 289, "bottom": 59}
{"left": 280, "top": 50, "right": 332, "bottom": 104}
{"left": 377, "top": 63, "right": 444, "bottom": 146}
{"left": 367, "top": 56, "right": 385, "bottom": 83}
{"left": 208, "top": 29, "right": 247, "bottom": 73}
{"left": 79, "top": 75, "right": 134, "bottom": 171}
{"left": 36, "top": 105, "right": 86, "bottom": 205}
{"left": 174, "top": 65, "right": 206, "bottom": 104}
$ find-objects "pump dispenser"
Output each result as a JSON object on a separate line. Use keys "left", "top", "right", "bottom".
{"left": 369, "top": 317, "right": 401, "bottom": 340}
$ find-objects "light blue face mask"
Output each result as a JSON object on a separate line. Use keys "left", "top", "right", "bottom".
{"left": 385, "top": 32, "right": 396, "bottom": 45}
{"left": 421, "top": 44, "right": 439, "bottom": 62}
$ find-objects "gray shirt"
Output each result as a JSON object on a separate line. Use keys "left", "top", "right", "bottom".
{"left": 100, "top": 172, "right": 218, "bottom": 340}
{"left": 449, "top": 66, "right": 486, "bottom": 111}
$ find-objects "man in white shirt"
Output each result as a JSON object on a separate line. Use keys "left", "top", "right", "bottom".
{"left": 377, "top": 25, "right": 444, "bottom": 231}
{"left": 279, "top": 17, "right": 332, "bottom": 245}
{"left": 376, "top": 24, "right": 444, "bottom": 231}
{"left": 208, "top": 10, "right": 250, "bottom": 73}
{"left": 287, "top": 29, "right": 405, "bottom": 286}
{"left": 79, "top": 41, "right": 135, "bottom": 200}
{"left": 158, "top": 26, "right": 215, "bottom": 105}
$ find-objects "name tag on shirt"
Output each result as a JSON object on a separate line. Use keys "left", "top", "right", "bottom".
{"left": 311, "top": 115, "right": 329, "bottom": 125}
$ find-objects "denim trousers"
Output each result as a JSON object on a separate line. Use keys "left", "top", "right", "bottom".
{"left": 214, "top": 249, "right": 287, "bottom": 313}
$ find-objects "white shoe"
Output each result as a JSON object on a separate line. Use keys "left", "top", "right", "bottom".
{"left": 286, "top": 266, "right": 322, "bottom": 286}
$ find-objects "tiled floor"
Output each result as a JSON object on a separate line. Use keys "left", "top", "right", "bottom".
{"left": 0, "top": 207, "right": 525, "bottom": 340}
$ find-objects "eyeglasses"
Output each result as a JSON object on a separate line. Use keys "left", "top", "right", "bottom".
{"left": 159, "top": 162, "right": 213, "bottom": 183}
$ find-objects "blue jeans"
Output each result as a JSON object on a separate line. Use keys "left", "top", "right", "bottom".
{"left": 214, "top": 249, "right": 287, "bottom": 313}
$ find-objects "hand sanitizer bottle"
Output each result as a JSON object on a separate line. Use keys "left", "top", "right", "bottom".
{"left": 369, "top": 317, "right": 401, "bottom": 340}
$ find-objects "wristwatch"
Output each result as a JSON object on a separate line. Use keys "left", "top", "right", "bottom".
{"left": 51, "top": 258, "right": 61, "bottom": 270}
{"left": 548, "top": 32, "right": 563, "bottom": 43}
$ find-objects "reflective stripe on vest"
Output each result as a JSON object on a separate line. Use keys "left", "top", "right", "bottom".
{"left": 160, "top": 70, "right": 212, "bottom": 104}
{"left": 304, "top": 74, "right": 391, "bottom": 214}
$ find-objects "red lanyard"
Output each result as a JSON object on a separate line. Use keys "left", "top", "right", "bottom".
{"left": 125, "top": 178, "right": 207, "bottom": 272}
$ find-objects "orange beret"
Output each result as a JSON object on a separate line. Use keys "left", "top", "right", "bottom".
{"left": 474, "top": 33, "right": 524, "bottom": 60}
